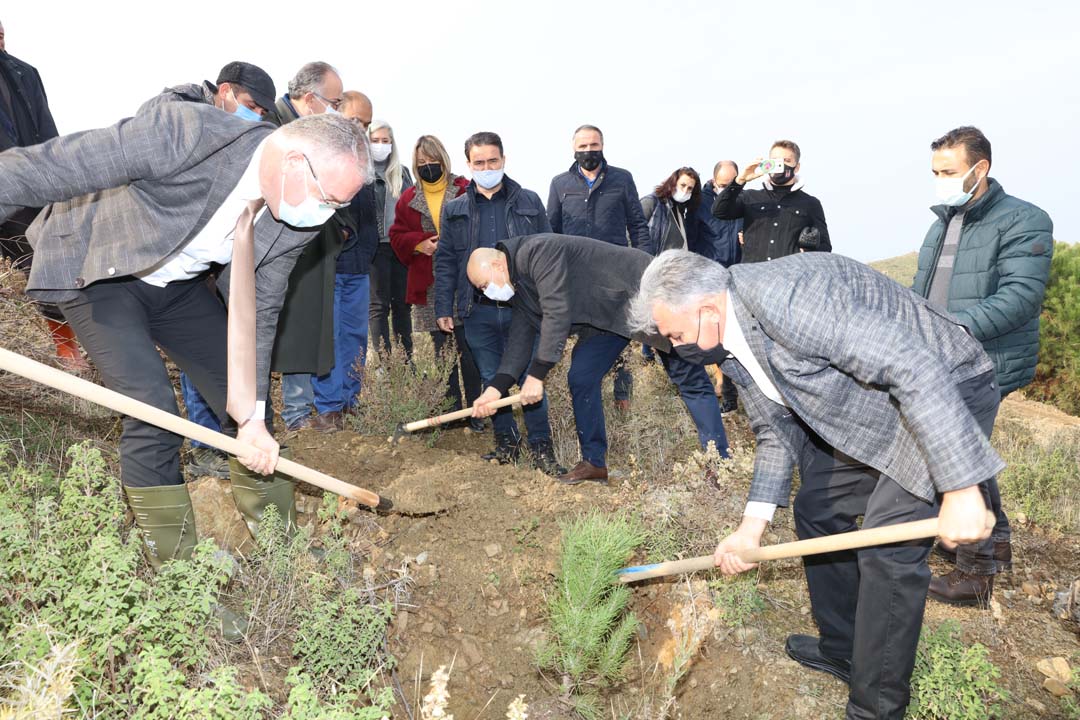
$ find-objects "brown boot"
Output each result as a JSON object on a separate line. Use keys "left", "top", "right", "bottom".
{"left": 932, "top": 540, "right": 1012, "bottom": 572}
{"left": 557, "top": 460, "right": 609, "bottom": 485}
{"left": 928, "top": 569, "right": 994, "bottom": 608}
{"left": 308, "top": 411, "right": 343, "bottom": 433}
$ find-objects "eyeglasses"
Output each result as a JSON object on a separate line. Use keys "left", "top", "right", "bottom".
{"left": 313, "top": 92, "right": 343, "bottom": 111}
{"left": 302, "top": 154, "right": 351, "bottom": 209}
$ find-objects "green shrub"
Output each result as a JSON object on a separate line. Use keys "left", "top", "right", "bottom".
{"left": 906, "top": 621, "right": 1008, "bottom": 720}
{"left": 537, "top": 511, "right": 644, "bottom": 715}
{"left": 349, "top": 335, "right": 455, "bottom": 439}
{"left": 994, "top": 422, "right": 1080, "bottom": 532}
{"left": 0, "top": 443, "right": 401, "bottom": 719}
{"left": 1029, "top": 241, "right": 1080, "bottom": 415}
{"left": 708, "top": 571, "right": 764, "bottom": 628}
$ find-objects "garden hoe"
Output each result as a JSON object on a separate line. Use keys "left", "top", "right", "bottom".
{"left": 388, "top": 393, "right": 523, "bottom": 444}
{"left": 616, "top": 511, "right": 996, "bottom": 583}
{"left": 0, "top": 347, "right": 392, "bottom": 511}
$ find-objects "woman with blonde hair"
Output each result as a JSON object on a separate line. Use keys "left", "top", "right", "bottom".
{"left": 390, "top": 135, "right": 482, "bottom": 414}
{"left": 368, "top": 119, "right": 414, "bottom": 356}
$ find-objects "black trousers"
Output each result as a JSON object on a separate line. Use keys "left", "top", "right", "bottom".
{"left": 368, "top": 244, "right": 412, "bottom": 356}
{"left": 431, "top": 326, "right": 482, "bottom": 412}
{"left": 59, "top": 276, "right": 232, "bottom": 488}
{"left": 793, "top": 370, "right": 998, "bottom": 720}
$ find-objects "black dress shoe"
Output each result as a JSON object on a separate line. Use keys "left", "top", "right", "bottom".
{"left": 785, "top": 634, "right": 851, "bottom": 685}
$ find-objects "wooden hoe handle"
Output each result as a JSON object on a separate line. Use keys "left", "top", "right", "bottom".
{"left": 617, "top": 512, "right": 996, "bottom": 583}
{"left": 404, "top": 393, "right": 523, "bottom": 432}
{"left": 0, "top": 347, "right": 384, "bottom": 508}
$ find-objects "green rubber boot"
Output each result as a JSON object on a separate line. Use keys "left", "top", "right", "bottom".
{"left": 124, "top": 483, "right": 197, "bottom": 570}
{"left": 228, "top": 448, "right": 297, "bottom": 539}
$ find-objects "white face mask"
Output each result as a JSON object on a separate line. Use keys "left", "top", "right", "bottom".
{"left": 672, "top": 189, "right": 692, "bottom": 203}
{"left": 935, "top": 164, "right": 981, "bottom": 207}
{"left": 483, "top": 268, "right": 515, "bottom": 302}
{"left": 371, "top": 143, "right": 393, "bottom": 163}
{"left": 277, "top": 166, "right": 336, "bottom": 228}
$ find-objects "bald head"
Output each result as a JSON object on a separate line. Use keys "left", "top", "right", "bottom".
{"left": 467, "top": 247, "right": 509, "bottom": 290}
{"left": 341, "top": 91, "right": 373, "bottom": 129}
{"left": 713, "top": 160, "right": 738, "bottom": 188}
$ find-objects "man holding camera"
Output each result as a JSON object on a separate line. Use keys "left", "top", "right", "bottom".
{"left": 712, "top": 140, "right": 830, "bottom": 262}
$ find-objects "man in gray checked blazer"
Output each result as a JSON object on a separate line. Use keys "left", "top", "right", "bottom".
{"left": 0, "top": 101, "right": 370, "bottom": 568}
{"left": 629, "top": 250, "right": 1002, "bottom": 720}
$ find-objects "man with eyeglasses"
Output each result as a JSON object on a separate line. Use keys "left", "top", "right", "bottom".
{"left": 0, "top": 106, "right": 370, "bottom": 571}
{"left": 263, "top": 61, "right": 361, "bottom": 433}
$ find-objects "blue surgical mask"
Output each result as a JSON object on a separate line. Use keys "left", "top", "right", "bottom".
{"left": 233, "top": 104, "right": 262, "bottom": 122}
{"left": 277, "top": 167, "right": 336, "bottom": 228}
{"left": 473, "top": 168, "right": 505, "bottom": 190}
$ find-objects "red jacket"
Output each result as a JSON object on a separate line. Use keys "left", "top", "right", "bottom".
{"left": 389, "top": 175, "right": 468, "bottom": 304}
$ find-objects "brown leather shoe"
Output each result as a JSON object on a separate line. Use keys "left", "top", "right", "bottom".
{"left": 932, "top": 540, "right": 1013, "bottom": 572}
{"left": 308, "top": 411, "right": 343, "bottom": 434}
{"left": 928, "top": 569, "right": 994, "bottom": 608}
{"left": 557, "top": 460, "right": 609, "bottom": 485}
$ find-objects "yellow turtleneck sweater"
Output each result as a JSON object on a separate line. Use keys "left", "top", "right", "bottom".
{"left": 421, "top": 174, "right": 449, "bottom": 242}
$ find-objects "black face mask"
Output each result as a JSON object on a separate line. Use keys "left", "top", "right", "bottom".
{"left": 770, "top": 162, "right": 796, "bottom": 185}
{"left": 418, "top": 163, "right": 444, "bottom": 184}
{"left": 575, "top": 150, "right": 604, "bottom": 172}
{"left": 673, "top": 310, "right": 728, "bottom": 366}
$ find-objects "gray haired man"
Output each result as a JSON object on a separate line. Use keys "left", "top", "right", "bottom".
{"left": 629, "top": 250, "right": 1002, "bottom": 720}
{"left": 0, "top": 103, "right": 370, "bottom": 568}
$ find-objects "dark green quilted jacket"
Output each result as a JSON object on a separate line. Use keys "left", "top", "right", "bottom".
{"left": 911, "top": 179, "right": 1053, "bottom": 395}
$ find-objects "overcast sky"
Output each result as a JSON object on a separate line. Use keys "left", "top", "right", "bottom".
{"left": 4, "top": 1, "right": 1076, "bottom": 264}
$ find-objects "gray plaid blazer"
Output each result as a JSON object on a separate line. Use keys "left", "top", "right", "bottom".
{"left": 721, "top": 252, "right": 1004, "bottom": 507}
{"left": 0, "top": 102, "right": 315, "bottom": 397}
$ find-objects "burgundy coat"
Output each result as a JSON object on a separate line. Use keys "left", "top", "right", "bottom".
{"left": 389, "top": 175, "right": 468, "bottom": 304}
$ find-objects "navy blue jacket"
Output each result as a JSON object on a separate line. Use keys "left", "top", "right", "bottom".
{"left": 547, "top": 161, "right": 649, "bottom": 248}
{"left": 336, "top": 183, "right": 379, "bottom": 275}
{"left": 434, "top": 175, "right": 551, "bottom": 319}
{"left": 0, "top": 51, "right": 58, "bottom": 152}
{"left": 693, "top": 181, "right": 742, "bottom": 267}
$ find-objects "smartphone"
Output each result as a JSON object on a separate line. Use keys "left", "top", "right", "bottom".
{"left": 759, "top": 158, "right": 789, "bottom": 174}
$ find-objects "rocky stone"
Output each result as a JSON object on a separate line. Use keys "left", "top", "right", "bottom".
{"left": 1015, "top": 512, "right": 1028, "bottom": 524}
{"left": 484, "top": 543, "right": 502, "bottom": 558}
{"left": 1037, "top": 657, "right": 1073, "bottom": 683}
{"left": 504, "top": 486, "right": 520, "bottom": 498}
{"left": 188, "top": 476, "right": 252, "bottom": 553}
{"left": 1025, "top": 698, "right": 1048, "bottom": 714}
{"left": 800, "top": 605, "right": 811, "bottom": 615}
{"left": 1043, "top": 677, "right": 1071, "bottom": 697}
{"left": 415, "top": 551, "right": 429, "bottom": 565}
{"left": 459, "top": 636, "right": 484, "bottom": 668}
{"left": 1022, "top": 581, "right": 1042, "bottom": 598}
{"left": 420, "top": 622, "right": 435, "bottom": 634}
{"left": 990, "top": 598, "right": 1004, "bottom": 621}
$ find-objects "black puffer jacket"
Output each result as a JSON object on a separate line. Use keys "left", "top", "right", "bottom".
{"left": 712, "top": 179, "right": 830, "bottom": 263}
{"left": 0, "top": 51, "right": 57, "bottom": 152}
{"left": 547, "top": 162, "right": 649, "bottom": 248}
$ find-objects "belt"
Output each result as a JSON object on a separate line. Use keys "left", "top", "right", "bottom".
{"left": 473, "top": 293, "right": 512, "bottom": 309}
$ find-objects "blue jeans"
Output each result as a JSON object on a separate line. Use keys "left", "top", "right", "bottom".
{"left": 658, "top": 350, "right": 730, "bottom": 458}
{"left": 568, "top": 334, "right": 631, "bottom": 467}
{"left": 180, "top": 371, "right": 220, "bottom": 449}
{"left": 282, "top": 373, "right": 314, "bottom": 428}
{"left": 568, "top": 334, "right": 731, "bottom": 467}
{"left": 463, "top": 302, "right": 551, "bottom": 444}
{"left": 312, "top": 273, "right": 370, "bottom": 414}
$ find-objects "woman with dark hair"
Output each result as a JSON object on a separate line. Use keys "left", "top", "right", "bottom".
{"left": 640, "top": 167, "right": 702, "bottom": 256}
{"left": 389, "top": 135, "right": 483, "bottom": 414}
